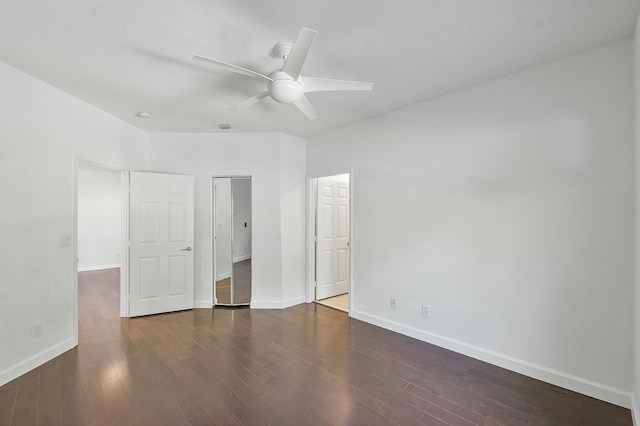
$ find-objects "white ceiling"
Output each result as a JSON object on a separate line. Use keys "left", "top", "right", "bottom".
{"left": 1, "top": 0, "right": 638, "bottom": 138}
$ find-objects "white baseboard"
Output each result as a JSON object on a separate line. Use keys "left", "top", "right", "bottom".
{"left": 283, "top": 296, "right": 305, "bottom": 309}
{"left": 350, "top": 309, "right": 633, "bottom": 409}
{"left": 233, "top": 254, "right": 251, "bottom": 263}
{"left": 0, "top": 337, "right": 76, "bottom": 387}
{"left": 251, "top": 296, "right": 305, "bottom": 309}
{"left": 78, "top": 264, "right": 120, "bottom": 272}
{"left": 194, "top": 300, "right": 213, "bottom": 308}
{"left": 216, "top": 271, "right": 231, "bottom": 281}
{"left": 632, "top": 394, "right": 639, "bottom": 426}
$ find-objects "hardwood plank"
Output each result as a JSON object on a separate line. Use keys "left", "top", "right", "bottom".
{"left": 176, "top": 393, "right": 215, "bottom": 425}
{"left": 36, "top": 360, "right": 62, "bottom": 426}
{"left": 101, "top": 375, "right": 134, "bottom": 425}
{"left": 77, "top": 355, "right": 113, "bottom": 425}
{"left": 10, "top": 369, "right": 39, "bottom": 425}
{"left": 0, "top": 382, "right": 17, "bottom": 425}
{"left": 173, "top": 363, "right": 242, "bottom": 425}
{"left": 58, "top": 349, "right": 87, "bottom": 426}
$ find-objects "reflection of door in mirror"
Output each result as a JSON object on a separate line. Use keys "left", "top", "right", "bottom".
{"left": 213, "top": 177, "right": 251, "bottom": 306}
{"left": 213, "top": 178, "right": 232, "bottom": 305}
{"left": 231, "top": 178, "right": 252, "bottom": 304}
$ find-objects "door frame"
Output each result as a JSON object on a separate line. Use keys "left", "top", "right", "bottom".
{"left": 305, "top": 167, "right": 353, "bottom": 312}
{"left": 73, "top": 154, "right": 130, "bottom": 344}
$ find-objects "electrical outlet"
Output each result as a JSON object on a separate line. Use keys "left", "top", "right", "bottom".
{"left": 31, "top": 321, "right": 42, "bottom": 338}
{"left": 390, "top": 298, "right": 396, "bottom": 309}
{"left": 422, "top": 304, "right": 431, "bottom": 317}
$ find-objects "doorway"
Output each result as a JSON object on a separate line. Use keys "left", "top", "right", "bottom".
{"left": 308, "top": 172, "right": 351, "bottom": 313}
{"left": 76, "top": 160, "right": 127, "bottom": 340}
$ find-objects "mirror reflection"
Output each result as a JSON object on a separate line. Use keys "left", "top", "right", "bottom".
{"left": 214, "top": 177, "right": 252, "bottom": 306}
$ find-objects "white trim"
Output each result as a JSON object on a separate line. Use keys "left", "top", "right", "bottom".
{"left": 0, "top": 337, "right": 76, "bottom": 387}
{"left": 77, "top": 264, "right": 120, "bottom": 272}
{"left": 283, "top": 296, "right": 305, "bottom": 308}
{"left": 305, "top": 175, "right": 316, "bottom": 303}
{"left": 305, "top": 167, "right": 354, "bottom": 305}
{"left": 194, "top": 299, "right": 213, "bottom": 308}
{"left": 71, "top": 156, "right": 79, "bottom": 350}
{"left": 210, "top": 177, "right": 215, "bottom": 305}
{"left": 350, "top": 308, "right": 633, "bottom": 409}
{"left": 120, "top": 171, "right": 129, "bottom": 318}
{"left": 233, "top": 254, "right": 252, "bottom": 263}
{"left": 632, "top": 394, "right": 639, "bottom": 426}
{"left": 251, "top": 296, "right": 305, "bottom": 309}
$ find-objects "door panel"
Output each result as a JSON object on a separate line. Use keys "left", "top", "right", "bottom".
{"left": 129, "top": 172, "right": 194, "bottom": 316}
{"left": 319, "top": 249, "right": 333, "bottom": 285}
{"left": 168, "top": 255, "right": 187, "bottom": 295}
{"left": 140, "top": 257, "right": 160, "bottom": 299}
{"left": 168, "top": 203, "right": 187, "bottom": 241}
{"left": 337, "top": 248, "right": 348, "bottom": 282}
{"left": 316, "top": 179, "right": 350, "bottom": 300}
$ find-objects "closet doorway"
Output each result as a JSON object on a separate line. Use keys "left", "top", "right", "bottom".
{"left": 212, "top": 177, "right": 252, "bottom": 306}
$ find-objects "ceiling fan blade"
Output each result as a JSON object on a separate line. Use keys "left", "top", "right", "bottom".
{"left": 302, "top": 76, "right": 374, "bottom": 93}
{"left": 229, "top": 91, "right": 270, "bottom": 111}
{"left": 281, "top": 27, "right": 317, "bottom": 80}
{"left": 193, "top": 55, "right": 273, "bottom": 81}
{"left": 293, "top": 94, "right": 318, "bottom": 120}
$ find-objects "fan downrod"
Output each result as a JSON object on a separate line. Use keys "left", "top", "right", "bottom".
{"left": 273, "top": 41, "right": 293, "bottom": 59}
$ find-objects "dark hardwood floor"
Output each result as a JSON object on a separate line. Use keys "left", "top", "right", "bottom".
{"left": 0, "top": 268, "right": 632, "bottom": 425}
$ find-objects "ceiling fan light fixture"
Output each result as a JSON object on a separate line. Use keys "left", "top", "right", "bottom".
{"left": 268, "top": 77, "right": 302, "bottom": 104}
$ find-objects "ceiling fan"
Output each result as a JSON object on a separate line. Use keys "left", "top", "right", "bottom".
{"left": 193, "top": 27, "right": 373, "bottom": 120}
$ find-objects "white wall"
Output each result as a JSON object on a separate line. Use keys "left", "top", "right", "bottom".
{"left": 307, "top": 40, "right": 634, "bottom": 407}
{"left": 77, "top": 168, "right": 121, "bottom": 271}
{"left": 280, "top": 134, "right": 307, "bottom": 303}
{"left": 147, "top": 132, "right": 306, "bottom": 308}
{"left": 0, "top": 60, "right": 148, "bottom": 386}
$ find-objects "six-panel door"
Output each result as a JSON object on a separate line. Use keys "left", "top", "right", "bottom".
{"left": 129, "top": 172, "right": 195, "bottom": 316}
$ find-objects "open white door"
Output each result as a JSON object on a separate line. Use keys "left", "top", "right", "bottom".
{"left": 129, "top": 172, "right": 195, "bottom": 317}
{"left": 316, "top": 179, "right": 350, "bottom": 300}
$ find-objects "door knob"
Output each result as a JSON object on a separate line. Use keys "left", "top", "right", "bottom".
{"left": 181, "top": 247, "right": 193, "bottom": 252}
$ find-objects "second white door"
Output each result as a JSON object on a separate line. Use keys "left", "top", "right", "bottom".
{"left": 316, "top": 178, "right": 349, "bottom": 300}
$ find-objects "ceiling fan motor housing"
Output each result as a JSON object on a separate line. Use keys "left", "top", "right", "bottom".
{"left": 268, "top": 71, "right": 303, "bottom": 104}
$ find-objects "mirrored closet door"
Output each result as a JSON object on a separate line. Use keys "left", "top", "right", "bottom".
{"left": 213, "top": 177, "right": 252, "bottom": 306}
